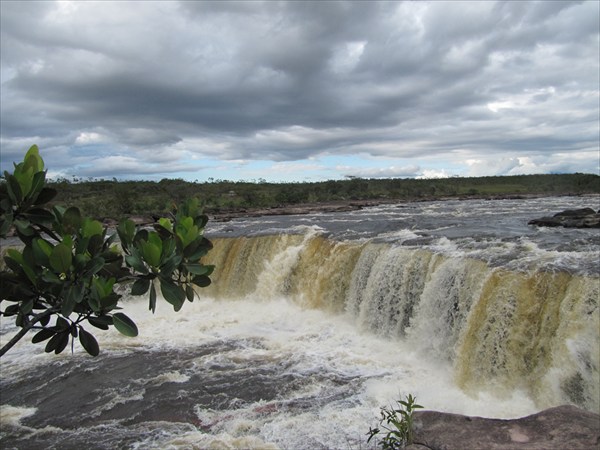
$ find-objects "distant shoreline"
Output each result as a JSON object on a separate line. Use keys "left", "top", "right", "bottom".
{"left": 209, "top": 192, "right": 600, "bottom": 222}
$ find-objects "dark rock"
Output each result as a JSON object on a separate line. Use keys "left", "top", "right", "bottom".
{"left": 527, "top": 217, "right": 564, "bottom": 227}
{"left": 553, "top": 208, "right": 597, "bottom": 217}
{"left": 411, "top": 405, "right": 600, "bottom": 450}
{"left": 528, "top": 208, "right": 600, "bottom": 228}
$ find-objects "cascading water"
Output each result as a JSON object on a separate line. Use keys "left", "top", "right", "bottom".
{"left": 203, "top": 232, "right": 599, "bottom": 413}
{"left": 1, "top": 196, "right": 598, "bottom": 449}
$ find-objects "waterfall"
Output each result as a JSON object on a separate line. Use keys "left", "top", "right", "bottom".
{"left": 203, "top": 232, "right": 600, "bottom": 413}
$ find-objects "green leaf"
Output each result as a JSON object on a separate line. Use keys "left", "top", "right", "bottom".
{"left": 23, "top": 207, "right": 55, "bottom": 225}
{"left": 32, "top": 328, "right": 56, "bottom": 344}
{"left": 82, "top": 218, "right": 103, "bottom": 238}
{"left": 100, "top": 292, "right": 120, "bottom": 310}
{"left": 83, "top": 256, "right": 105, "bottom": 276}
{"left": 176, "top": 218, "right": 199, "bottom": 249}
{"left": 92, "top": 276, "right": 116, "bottom": 299}
{"left": 34, "top": 187, "right": 58, "bottom": 205}
{"left": 3, "top": 304, "right": 20, "bottom": 316}
{"left": 78, "top": 327, "right": 100, "bottom": 356}
{"left": 194, "top": 214, "right": 209, "bottom": 229}
{"left": 49, "top": 243, "right": 72, "bottom": 273}
{"left": 112, "top": 312, "right": 138, "bottom": 337}
{"left": 32, "top": 238, "right": 53, "bottom": 267}
{"left": 88, "top": 315, "right": 113, "bottom": 330}
{"left": 62, "top": 282, "right": 84, "bottom": 316}
{"left": 159, "top": 253, "right": 181, "bottom": 277}
{"left": 192, "top": 275, "right": 211, "bottom": 288}
{"left": 26, "top": 170, "right": 46, "bottom": 201}
{"left": 6, "top": 248, "right": 24, "bottom": 263}
{"left": 14, "top": 166, "right": 34, "bottom": 199}
{"left": 116, "top": 219, "right": 136, "bottom": 251}
{"left": 39, "top": 314, "right": 51, "bottom": 327}
{"left": 14, "top": 219, "right": 35, "bottom": 237}
{"left": 158, "top": 217, "right": 172, "bottom": 232}
{"left": 55, "top": 316, "right": 70, "bottom": 331}
{"left": 6, "top": 248, "right": 37, "bottom": 285}
{"left": 0, "top": 212, "right": 14, "bottom": 237}
{"left": 160, "top": 279, "right": 185, "bottom": 311}
{"left": 131, "top": 278, "right": 150, "bottom": 296}
{"left": 45, "top": 331, "right": 69, "bottom": 354}
{"left": 149, "top": 282, "right": 157, "bottom": 313}
{"left": 87, "top": 234, "right": 104, "bottom": 256}
{"left": 185, "top": 263, "right": 212, "bottom": 276}
{"left": 133, "top": 229, "right": 149, "bottom": 247}
{"left": 186, "top": 237, "right": 213, "bottom": 260}
{"left": 62, "top": 207, "right": 82, "bottom": 234}
{"left": 148, "top": 231, "right": 162, "bottom": 248}
{"left": 24, "top": 145, "right": 44, "bottom": 172}
{"left": 125, "top": 253, "right": 148, "bottom": 274}
{"left": 179, "top": 216, "right": 194, "bottom": 231}
{"left": 186, "top": 284, "right": 195, "bottom": 302}
{"left": 73, "top": 253, "right": 89, "bottom": 271}
{"left": 42, "top": 269, "right": 62, "bottom": 284}
{"left": 161, "top": 237, "right": 176, "bottom": 260}
{"left": 3, "top": 255, "right": 23, "bottom": 275}
{"left": 141, "top": 241, "right": 161, "bottom": 268}
{"left": 21, "top": 298, "right": 34, "bottom": 315}
{"left": 6, "top": 174, "right": 23, "bottom": 203}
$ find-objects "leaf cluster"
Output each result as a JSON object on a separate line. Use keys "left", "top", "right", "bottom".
{"left": 117, "top": 197, "right": 214, "bottom": 313}
{"left": 367, "top": 394, "right": 424, "bottom": 449}
{"left": 0, "top": 146, "right": 214, "bottom": 357}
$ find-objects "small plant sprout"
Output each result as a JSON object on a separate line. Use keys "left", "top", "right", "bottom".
{"left": 367, "top": 394, "right": 424, "bottom": 449}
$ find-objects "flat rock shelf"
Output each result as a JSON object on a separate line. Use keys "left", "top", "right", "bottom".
{"left": 407, "top": 405, "right": 600, "bottom": 450}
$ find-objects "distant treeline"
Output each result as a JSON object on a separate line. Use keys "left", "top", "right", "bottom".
{"left": 46, "top": 173, "right": 600, "bottom": 220}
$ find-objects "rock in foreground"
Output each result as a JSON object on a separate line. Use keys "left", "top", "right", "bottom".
{"left": 408, "top": 405, "right": 600, "bottom": 450}
{"left": 528, "top": 208, "right": 600, "bottom": 228}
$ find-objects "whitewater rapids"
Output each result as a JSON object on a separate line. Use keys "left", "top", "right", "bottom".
{"left": 1, "top": 196, "right": 598, "bottom": 449}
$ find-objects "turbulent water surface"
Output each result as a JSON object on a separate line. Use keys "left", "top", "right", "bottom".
{"left": 1, "top": 196, "right": 599, "bottom": 449}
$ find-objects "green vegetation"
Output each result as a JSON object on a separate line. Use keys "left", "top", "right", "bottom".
{"left": 368, "top": 394, "right": 424, "bottom": 449}
{"left": 41, "top": 173, "right": 600, "bottom": 221}
{"left": 0, "top": 146, "right": 214, "bottom": 357}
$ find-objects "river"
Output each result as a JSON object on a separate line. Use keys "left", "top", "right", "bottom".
{"left": 1, "top": 196, "right": 598, "bottom": 449}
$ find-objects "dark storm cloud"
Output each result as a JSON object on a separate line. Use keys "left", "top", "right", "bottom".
{"left": 0, "top": 0, "right": 598, "bottom": 179}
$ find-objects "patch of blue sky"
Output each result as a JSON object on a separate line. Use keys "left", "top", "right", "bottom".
{"left": 169, "top": 154, "right": 468, "bottom": 183}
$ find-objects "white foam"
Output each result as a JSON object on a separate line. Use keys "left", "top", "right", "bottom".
{"left": 0, "top": 404, "right": 37, "bottom": 427}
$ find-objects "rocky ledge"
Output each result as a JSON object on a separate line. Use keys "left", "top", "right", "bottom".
{"left": 407, "top": 405, "right": 600, "bottom": 450}
{"left": 208, "top": 200, "right": 387, "bottom": 222}
{"left": 528, "top": 208, "right": 600, "bottom": 228}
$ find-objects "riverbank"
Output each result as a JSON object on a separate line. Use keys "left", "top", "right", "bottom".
{"left": 201, "top": 192, "right": 600, "bottom": 222}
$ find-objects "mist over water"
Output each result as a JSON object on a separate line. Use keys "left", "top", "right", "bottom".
{"left": 1, "top": 197, "right": 598, "bottom": 449}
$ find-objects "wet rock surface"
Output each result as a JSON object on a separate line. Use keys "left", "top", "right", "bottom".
{"left": 528, "top": 208, "right": 600, "bottom": 228}
{"left": 409, "top": 405, "right": 600, "bottom": 450}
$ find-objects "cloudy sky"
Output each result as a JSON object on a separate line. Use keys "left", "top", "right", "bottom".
{"left": 1, "top": 1, "right": 598, "bottom": 182}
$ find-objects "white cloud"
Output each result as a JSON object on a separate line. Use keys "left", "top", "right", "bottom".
{"left": 0, "top": 0, "right": 598, "bottom": 181}
{"left": 416, "top": 169, "right": 452, "bottom": 179}
{"left": 339, "top": 164, "right": 421, "bottom": 179}
{"left": 329, "top": 41, "right": 366, "bottom": 74}
{"left": 75, "top": 132, "right": 106, "bottom": 145}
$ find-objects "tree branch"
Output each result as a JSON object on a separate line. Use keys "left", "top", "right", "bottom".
{"left": 0, "top": 309, "right": 57, "bottom": 358}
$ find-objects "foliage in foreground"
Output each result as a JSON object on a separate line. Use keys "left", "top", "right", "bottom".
{"left": 367, "top": 394, "right": 424, "bottom": 449}
{"left": 0, "top": 146, "right": 214, "bottom": 357}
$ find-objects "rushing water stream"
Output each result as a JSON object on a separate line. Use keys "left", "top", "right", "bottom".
{"left": 1, "top": 196, "right": 599, "bottom": 449}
